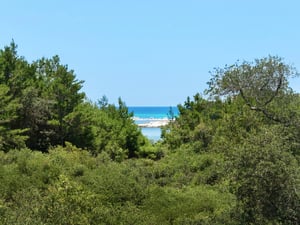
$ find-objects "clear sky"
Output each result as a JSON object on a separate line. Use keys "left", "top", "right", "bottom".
{"left": 1, "top": 0, "right": 300, "bottom": 106}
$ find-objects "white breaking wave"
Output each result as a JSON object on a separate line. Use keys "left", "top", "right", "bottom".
{"left": 137, "top": 120, "right": 169, "bottom": 128}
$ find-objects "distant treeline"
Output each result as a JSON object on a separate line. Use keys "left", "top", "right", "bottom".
{"left": 0, "top": 42, "right": 299, "bottom": 224}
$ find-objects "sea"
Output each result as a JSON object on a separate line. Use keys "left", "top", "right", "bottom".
{"left": 128, "top": 106, "right": 179, "bottom": 141}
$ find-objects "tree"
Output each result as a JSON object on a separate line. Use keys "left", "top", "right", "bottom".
{"left": 65, "top": 99, "right": 147, "bottom": 160}
{"left": 34, "top": 56, "right": 85, "bottom": 147}
{"left": 206, "top": 56, "right": 299, "bottom": 126}
{"left": 64, "top": 102, "right": 99, "bottom": 150}
{"left": 231, "top": 127, "right": 300, "bottom": 224}
{"left": 162, "top": 94, "right": 222, "bottom": 151}
{"left": 0, "top": 84, "right": 27, "bottom": 151}
{"left": 0, "top": 41, "right": 18, "bottom": 84}
{"left": 19, "top": 87, "right": 55, "bottom": 151}
{"left": 203, "top": 56, "right": 300, "bottom": 223}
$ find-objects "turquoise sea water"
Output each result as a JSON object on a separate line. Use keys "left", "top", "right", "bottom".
{"left": 128, "top": 106, "right": 179, "bottom": 119}
{"left": 128, "top": 106, "right": 178, "bottom": 141}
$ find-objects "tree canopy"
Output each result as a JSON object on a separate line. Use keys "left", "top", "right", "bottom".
{"left": 0, "top": 42, "right": 299, "bottom": 224}
{"left": 206, "top": 56, "right": 300, "bottom": 126}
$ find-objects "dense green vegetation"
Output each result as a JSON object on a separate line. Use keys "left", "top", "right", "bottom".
{"left": 0, "top": 42, "right": 299, "bottom": 224}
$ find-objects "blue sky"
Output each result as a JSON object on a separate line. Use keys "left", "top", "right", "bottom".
{"left": 1, "top": 0, "right": 300, "bottom": 106}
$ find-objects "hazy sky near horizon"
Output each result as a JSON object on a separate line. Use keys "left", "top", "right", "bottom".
{"left": 1, "top": 0, "right": 300, "bottom": 106}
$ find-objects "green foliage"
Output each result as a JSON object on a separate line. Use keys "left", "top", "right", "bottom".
{"left": 0, "top": 145, "right": 235, "bottom": 224}
{"left": 162, "top": 94, "right": 219, "bottom": 151}
{"left": 18, "top": 87, "right": 54, "bottom": 151}
{"left": 206, "top": 56, "right": 299, "bottom": 126}
{"left": 65, "top": 99, "right": 147, "bottom": 160}
{"left": 0, "top": 42, "right": 299, "bottom": 224}
{"left": 0, "top": 42, "right": 147, "bottom": 156}
{"left": 0, "top": 84, "right": 27, "bottom": 151}
{"left": 33, "top": 56, "right": 85, "bottom": 147}
{"left": 230, "top": 127, "right": 300, "bottom": 224}
{"left": 143, "top": 186, "right": 235, "bottom": 225}
{"left": 96, "top": 97, "right": 145, "bottom": 158}
{"left": 161, "top": 56, "right": 300, "bottom": 224}
{"left": 0, "top": 41, "right": 18, "bottom": 84}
